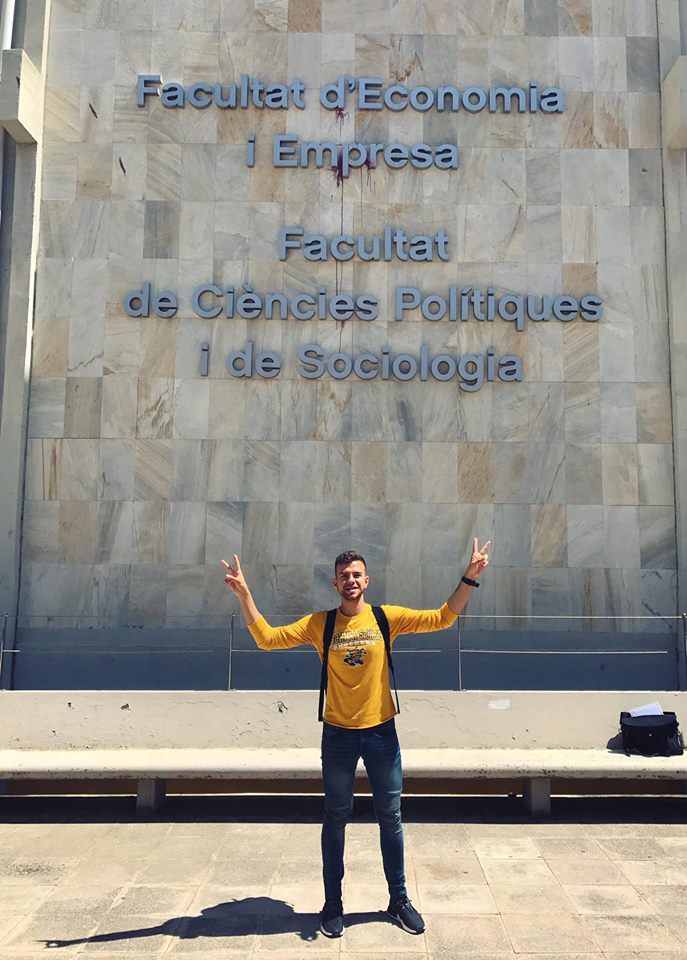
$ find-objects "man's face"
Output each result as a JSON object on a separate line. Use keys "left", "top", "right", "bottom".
{"left": 333, "top": 561, "right": 369, "bottom": 602}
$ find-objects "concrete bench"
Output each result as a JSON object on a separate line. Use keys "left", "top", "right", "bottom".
{"left": 1, "top": 690, "right": 686, "bottom": 817}
{"left": 2, "top": 746, "right": 686, "bottom": 817}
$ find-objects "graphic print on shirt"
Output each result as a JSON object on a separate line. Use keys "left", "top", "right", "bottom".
{"left": 343, "top": 646, "right": 366, "bottom": 667}
{"left": 331, "top": 626, "right": 381, "bottom": 668}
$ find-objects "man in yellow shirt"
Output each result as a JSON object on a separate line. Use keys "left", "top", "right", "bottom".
{"left": 222, "top": 539, "right": 490, "bottom": 939}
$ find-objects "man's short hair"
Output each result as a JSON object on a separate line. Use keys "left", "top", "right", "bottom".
{"left": 334, "top": 550, "right": 367, "bottom": 573}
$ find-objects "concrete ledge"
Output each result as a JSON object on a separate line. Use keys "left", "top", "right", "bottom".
{"left": 2, "top": 747, "right": 686, "bottom": 780}
{"left": 3, "top": 746, "right": 685, "bottom": 817}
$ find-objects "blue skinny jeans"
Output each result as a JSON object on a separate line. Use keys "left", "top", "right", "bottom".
{"left": 320, "top": 718, "right": 406, "bottom": 902}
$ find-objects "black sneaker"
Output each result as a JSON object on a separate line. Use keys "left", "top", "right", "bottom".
{"left": 388, "top": 896, "right": 425, "bottom": 934}
{"left": 319, "top": 899, "right": 344, "bottom": 938}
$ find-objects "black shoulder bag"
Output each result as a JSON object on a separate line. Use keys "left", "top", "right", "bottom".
{"left": 318, "top": 606, "right": 401, "bottom": 721}
{"left": 619, "top": 712, "right": 684, "bottom": 757}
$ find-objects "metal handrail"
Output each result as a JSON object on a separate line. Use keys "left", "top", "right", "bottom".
{"left": 15, "top": 614, "right": 685, "bottom": 622}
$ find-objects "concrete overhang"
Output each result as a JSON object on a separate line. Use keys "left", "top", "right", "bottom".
{"left": 0, "top": 48, "right": 43, "bottom": 143}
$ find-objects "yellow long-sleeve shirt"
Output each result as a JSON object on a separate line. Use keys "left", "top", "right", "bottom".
{"left": 247, "top": 603, "right": 457, "bottom": 729}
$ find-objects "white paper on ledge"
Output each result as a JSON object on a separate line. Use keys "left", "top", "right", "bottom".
{"left": 629, "top": 701, "right": 664, "bottom": 717}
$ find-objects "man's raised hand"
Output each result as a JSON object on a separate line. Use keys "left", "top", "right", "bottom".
{"left": 466, "top": 538, "right": 491, "bottom": 579}
{"left": 221, "top": 555, "right": 249, "bottom": 597}
{"left": 221, "top": 555, "right": 261, "bottom": 625}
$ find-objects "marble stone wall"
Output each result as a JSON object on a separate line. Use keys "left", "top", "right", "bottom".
{"left": 19, "top": 0, "right": 679, "bottom": 639}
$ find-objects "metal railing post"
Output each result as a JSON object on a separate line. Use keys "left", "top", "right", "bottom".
{"left": 0, "top": 612, "right": 6, "bottom": 689}
{"left": 457, "top": 618, "right": 462, "bottom": 692}
{"left": 227, "top": 614, "right": 234, "bottom": 690}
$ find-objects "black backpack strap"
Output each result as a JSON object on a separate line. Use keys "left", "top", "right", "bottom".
{"left": 318, "top": 609, "right": 338, "bottom": 722}
{"left": 372, "top": 605, "right": 400, "bottom": 715}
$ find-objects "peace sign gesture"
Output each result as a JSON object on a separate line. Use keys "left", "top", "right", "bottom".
{"left": 221, "top": 554, "right": 249, "bottom": 598}
{"left": 465, "top": 538, "right": 491, "bottom": 580}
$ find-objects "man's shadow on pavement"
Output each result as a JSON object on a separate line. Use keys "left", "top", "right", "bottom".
{"left": 42, "top": 898, "right": 386, "bottom": 948}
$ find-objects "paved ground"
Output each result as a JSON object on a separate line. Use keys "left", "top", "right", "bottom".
{"left": 1, "top": 794, "right": 687, "bottom": 958}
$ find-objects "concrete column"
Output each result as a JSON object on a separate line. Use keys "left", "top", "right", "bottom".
{"left": 659, "top": 4, "right": 687, "bottom": 676}
{"left": 0, "top": 0, "right": 49, "bottom": 682}
{"left": 136, "top": 779, "right": 167, "bottom": 816}
{"left": 0, "top": 136, "right": 37, "bottom": 664}
{"left": 522, "top": 777, "right": 551, "bottom": 817}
